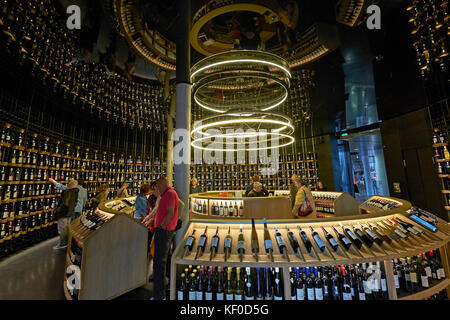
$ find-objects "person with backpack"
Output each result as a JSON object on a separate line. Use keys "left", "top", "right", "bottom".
{"left": 49, "top": 178, "right": 87, "bottom": 221}
{"left": 53, "top": 179, "right": 79, "bottom": 250}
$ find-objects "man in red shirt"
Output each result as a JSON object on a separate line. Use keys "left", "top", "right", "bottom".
{"left": 152, "top": 177, "right": 179, "bottom": 300}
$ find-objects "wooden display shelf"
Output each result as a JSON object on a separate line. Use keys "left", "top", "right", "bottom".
{"left": 170, "top": 200, "right": 450, "bottom": 300}
{"left": 64, "top": 212, "right": 148, "bottom": 300}
{"left": 436, "top": 158, "right": 450, "bottom": 163}
{"left": 398, "top": 279, "right": 450, "bottom": 300}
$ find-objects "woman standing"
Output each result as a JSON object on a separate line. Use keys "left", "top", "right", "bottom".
{"left": 190, "top": 177, "right": 201, "bottom": 194}
{"left": 292, "top": 177, "right": 316, "bottom": 217}
{"left": 89, "top": 184, "right": 109, "bottom": 209}
{"left": 116, "top": 182, "right": 129, "bottom": 198}
{"left": 133, "top": 184, "right": 151, "bottom": 221}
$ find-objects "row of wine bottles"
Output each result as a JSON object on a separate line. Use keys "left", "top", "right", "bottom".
{"left": 0, "top": 0, "right": 171, "bottom": 129}
{"left": 182, "top": 216, "right": 433, "bottom": 262}
{"left": 393, "top": 249, "right": 446, "bottom": 295}
{"left": 177, "top": 261, "right": 391, "bottom": 301}
{"left": 361, "top": 197, "right": 402, "bottom": 211}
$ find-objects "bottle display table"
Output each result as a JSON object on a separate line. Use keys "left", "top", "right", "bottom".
{"left": 170, "top": 194, "right": 450, "bottom": 300}
{"left": 64, "top": 200, "right": 147, "bottom": 300}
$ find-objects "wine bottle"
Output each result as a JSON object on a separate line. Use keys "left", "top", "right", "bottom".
{"left": 177, "top": 273, "right": 186, "bottom": 300}
{"left": 237, "top": 224, "right": 245, "bottom": 262}
{"left": 209, "top": 226, "right": 220, "bottom": 261}
{"left": 379, "top": 221, "right": 407, "bottom": 240}
{"left": 321, "top": 226, "right": 339, "bottom": 251}
{"left": 205, "top": 268, "right": 213, "bottom": 300}
{"left": 342, "top": 270, "right": 352, "bottom": 301}
{"left": 251, "top": 218, "right": 259, "bottom": 261}
{"left": 358, "top": 222, "right": 382, "bottom": 245}
{"left": 295, "top": 268, "right": 305, "bottom": 300}
{"left": 314, "top": 269, "right": 324, "bottom": 300}
{"left": 235, "top": 267, "right": 244, "bottom": 300}
{"left": 255, "top": 267, "right": 264, "bottom": 300}
{"left": 188, "top": 273, "right": 197, "bottom": 300}
{"left": 216, "top": 267, "right": 224, "bottom": 300}
{"left": 331, "top": 225, "right": 352, "bottom": 250}
{"left": 182, "top": 229, "right": 196, "bottom": 257}
{"left": 369, "top": 222, "right": 392, "bottom": 244}
{"left": 351, "top": 224, "right": 373, "bottom": 248}
{"left": 306, "top": 268, "right": 315, "bottom": 300}
{"left": 310, "top": 226, "right": 326, "bottom": 252}
{"left": 225, "top": 267, "right": 234, "bottom": 300}
{"left": 244, "top": 267, "right": 254, "bottom": 300}
{"left": 338, "top": 222, "right": 363, "bottom": 249}
{"left": 286, "top": 226, "right": 301, "bottom": 258}
{"left": 264, "top": 267, "right": 273, "bottom": 300}
{"left": 263, "top": 218, "right": 274, "bottom": 262}
{"left": 273, "top": 267, "right": 283, "bottom": 300}
{"left": 194, "top": 226, "right": 208, "bottom": 260}
{"left": 224, "top": 226, "right": 233, "bottom": 262}
{"left": 274, "top": 225, "right": 289, "bottom": 261}
{"left": 297, "top": 225, "right": 313, "bottom": 253}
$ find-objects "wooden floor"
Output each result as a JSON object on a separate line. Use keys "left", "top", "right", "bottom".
{"left": 0, "top": 237, "right": 154, "bottom": 300}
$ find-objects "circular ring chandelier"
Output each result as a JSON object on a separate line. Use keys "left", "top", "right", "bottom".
{"left": 191, "top": 111, "right": 295, "bottom": 152}
{"left": 191, "top": 50, "right": 291, "bottom": 113}
{"left": 190, "top": 50, "right": 294, "bottom": 152}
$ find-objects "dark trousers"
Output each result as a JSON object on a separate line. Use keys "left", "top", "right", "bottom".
{"left": 147, "top": 230, "right": 154, "bottom": 254}
{"left": 71, "top": 212, "right": 81, "bottom": 222}
{"left": 153, "top": 228, "right": 174, "bottom": 300}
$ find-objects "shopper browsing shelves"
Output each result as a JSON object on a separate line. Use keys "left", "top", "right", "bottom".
{"left": 89, "top": 184, "right": 109, "bottom": 209}
{"left": 244, "top": 175, "right": 269, "bottom": 197}
{"left": 247, "top": 182, "right": 267, "bottom": 197}
{"left": 152, "top": 177, "right": 179, "bottom": 300}
{"left": 53, "top": 179, "right": 79, "bottom": 250}
{"left": 116, "top": 182, "right": 129, "bottom": 198}
{"left": 190, "top": 177, "right": 201, "bottom": 194}
{"left": 49, "top": 178, "right": 87, "bottom": 221}
{"left": 290, "top": 174, "right": 298, "bottom": 207}
{"left": 134, "top": 184, "right": 151, "bottom": 221}
{"left": 292, "top": 177, "right": 315, "bottom": 217}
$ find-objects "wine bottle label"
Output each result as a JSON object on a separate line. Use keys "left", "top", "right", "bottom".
{"left": 329, "top": 238, "right": 338, "bottom": 247}
{"left": 421, "top": 276, "right": 429, "bottom": 288}
{"left": 372, "top": 278, "right": 379, "bottom": 291}
{"left": 394, "top": 229, "right": 407, "bottom": 239}
{"left": 226, "top": 294, "right": 234, "bottom": 300}
{"left": 264, "top": 240, "right": 272, "bottom": 249}
{"left": 343, "top": 292, "right": 352, "bottom": 300}
{"left": 405, "top": 273, "right": 411, "bottom": 282}
{"left": 198, "top": 237, "right": 206, "bottom": 247}
{"left": 188, "top": 292, "right": 196, "bottom": 300}
{"left": 211, "top": 237, "right": 219, "bottom": 248}
{"left": 235, "top": 294, "right": 243, "bottom": 300}
{"left": 410, "top": 272, "right": 417, "bottom": 283}
{"left": 216, "top": 293, "right": 224, "bottom": 300}
{"left": 185, "top": 237, "right": 193, "bottom": 247}
{"left": 359, "top": 292, "right": 366, "bottom": 300}
{"left": 291, "top": 295, "right": 296, "bottom": 300}
{"left": 363, "top": 280, "right": 372, "bottom": 294}
{"left": 347, "top": 231, "right": 358, "bottom": 241}
{"left": 366, "top": 229, "right": 379, "bottom": 240}
{"left": 307, "top": 288, "right": 315, "bottom": 300}
{"left": 424, "top": 267, "right": 432, "bottom": 278}
{"left": 177, "top": 291, "right": 184, "bottom": 300}
{"left": 196, "top": 292, "right": 203, "bottom": 300}
{"left": 437, "top": 268, "right": 445, "bottom": 279}
{"left": 296, "top": 288, "right": 305, "bottom": 300}
{"left": 323, "top": 285, "right": 329, "bottom": 296}
{"left": 313, "top": 235, "right": 325, "bottom": 248}
{"left": 245, "top": 295, "right": 254, "bottom": 300}
{"left": 205, "top": 292, "right": 213, "bottom": 300}
{"left": 237, "top": 240, "right": 244, "bottom": 250}
{"left": 342, "top": 237, "right": 352, "bottom": 245}
{"left": 225, "top": 238, "right": 232, "bottom": 248}
{"left": 314, "top": 288, "right": 323, "bottom": 300}
{"left": 276, "top": 235, "right": 285, "bottom": 247}
{"left": 351, "top": 287, "right": 354, "bottom": 296}
{"left": 381, "top": 279, "right": 387, "bottom": 291}
{"left": 273, "top": 295, "right": 283, "bottom": 300}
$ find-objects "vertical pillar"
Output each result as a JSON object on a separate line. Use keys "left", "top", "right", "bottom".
{"left": 165, "top": 69, "right": 175, "bottom": 186}
{"left": 174, "top": 0, "right": 191, "bottom": 244}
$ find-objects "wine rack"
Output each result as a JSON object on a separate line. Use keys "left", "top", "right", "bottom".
{"left": 170, "top": 205, "right": 450, "bottom": 300}
{"left": 312, "top": 191, "right": 360, "bottom": 217}
{"left": 0, "top": 122, "right": 165, "bottom": 259}
{"left": 359, "top": 196, "right": 404, "bottom": 215}
{"left": 190, "top": 153, "right": 319, "bottom": 192}
{"left": 406, "top": 0, "right": 449, "bottom": 79}
{"left": 0, "top": 0, "right": 173, "bottom": 130}
{"left": 64, "top": 211, "right": 148, "bottom": 300}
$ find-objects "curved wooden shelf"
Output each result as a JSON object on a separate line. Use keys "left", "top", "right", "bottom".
{"left": 398, "top": 279, "right": 450, "bottom": 300}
